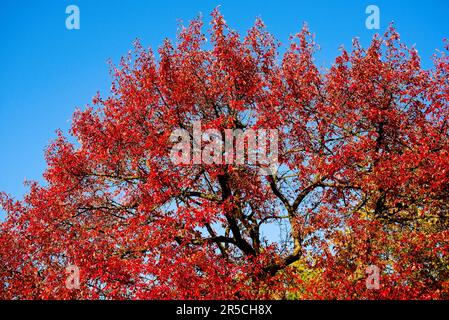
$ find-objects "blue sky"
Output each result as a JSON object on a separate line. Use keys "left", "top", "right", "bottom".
{"left": 1, "top": 0, "right": 448, "bottom": 219}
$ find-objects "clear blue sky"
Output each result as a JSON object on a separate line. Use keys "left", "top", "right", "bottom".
{"left": 1, "top": 0, "right": 448, "bottom": 219}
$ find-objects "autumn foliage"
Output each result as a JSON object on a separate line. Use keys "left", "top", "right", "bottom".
{"left": 1, "top": 10, "right": 449, "bottom": 299}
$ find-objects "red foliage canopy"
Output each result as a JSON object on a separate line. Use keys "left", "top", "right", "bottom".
{"left": 1, "top": 10, "right": 449, "bottom": 299}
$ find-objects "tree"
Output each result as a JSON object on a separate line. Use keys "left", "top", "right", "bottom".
{"left": 1, "top": 9, "right": 449, "bottom": 299}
